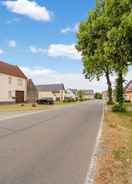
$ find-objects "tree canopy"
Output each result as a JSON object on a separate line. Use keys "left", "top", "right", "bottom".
{"left": 76, "top": 0, "right": 132, "bottom": 110}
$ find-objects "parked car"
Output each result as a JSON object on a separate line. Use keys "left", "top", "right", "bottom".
{"left": 37, "top": 97, "right": 54, "bottom": 105}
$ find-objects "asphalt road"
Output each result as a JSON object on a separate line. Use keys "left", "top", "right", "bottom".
{"left": 0, "top": 100, "right": 103, "bottom": 184}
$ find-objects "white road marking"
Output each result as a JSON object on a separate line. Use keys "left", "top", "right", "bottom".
{"left": 84, "top": 103, "right": 104, "bottom": 184}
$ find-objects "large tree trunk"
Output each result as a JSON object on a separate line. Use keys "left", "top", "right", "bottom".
{"left": 105, "top": 70, "right": 113, "bottom": 104}
{"left": 116, "top": 70, "right": 124, "bottom": 107}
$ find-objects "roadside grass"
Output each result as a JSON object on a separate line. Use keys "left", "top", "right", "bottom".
{"left": 125, "top": 103, "right": 132, "bottom": 107}
{"left": 95, "top": 105, "right": 132, "bottom": 184}
{"left": 0, "top": 103, "right": 51, "bottom": 112}
{"left": 0, "top": 101, "right": 78, "bottom": 112}
{"left": 125, "top": 103, "right": 132, "bottom": 112}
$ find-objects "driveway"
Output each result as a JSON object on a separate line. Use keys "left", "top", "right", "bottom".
{"left": 0, "top": 100, "right": 103, "bottom": 184}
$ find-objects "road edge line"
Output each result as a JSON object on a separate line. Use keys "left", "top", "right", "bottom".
{"left": 84, "top": 103, "right": 104, "bottom": 184}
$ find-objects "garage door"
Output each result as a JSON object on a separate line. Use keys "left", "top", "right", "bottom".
{"left": 15, "top": 91, "right": 24, "bottom": 103}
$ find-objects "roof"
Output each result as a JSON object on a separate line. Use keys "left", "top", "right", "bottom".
{"left": 125, "top": 80, "right": 132, "bottom": 92}
{"left": 0, "top": 61, "right": 27, "bottom": 79}
{"left": 36, "top": 84, "right": 65, "bottom": 92}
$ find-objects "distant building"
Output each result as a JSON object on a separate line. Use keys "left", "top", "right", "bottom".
{"left": 69, "top": 89, "right": 78, "bottom": 96}
{"left": 124, "top": 80, "right": 132, "bottom": 102}
{"left": 81, "top": 90, "right": 94, "bottom": 100}
{"left": 0, "top": 61, "right": 27, "bottom": 103}
{"left": 64, "top": 89, "right": 76, "bottom": 100}
{"left": 36, "top": 84, "right": 65, "bottom": 101}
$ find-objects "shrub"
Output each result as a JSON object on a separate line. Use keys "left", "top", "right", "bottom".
{"left": 64, "top": 98, "right": 76, "bottom": 103}
{"left": 107, "top": 101, "right": 114, "bottom": 105}
{"left": 124, "top": 100, "right": 131, "bottom": 103}
{"left": 21, "top": 104, "right": 24, "bottom": 107}
{"left": 112, "top": 104, "right": 126, "bottom": 112}
{"left": 32, "top": 103, "right": 37, "bottom": 107}
{"left": 79, "top": 98, "right": 84, "bottom": 102}
{"left": 95, "top": 92, "right": 102, "bottom": 99}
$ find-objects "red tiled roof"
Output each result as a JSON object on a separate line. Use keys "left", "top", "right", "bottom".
{"left": 125, "top": 80, "right": 132, "bottom": 92}
{"left": 0, "top": 61, "right": 27, "bottom": 79}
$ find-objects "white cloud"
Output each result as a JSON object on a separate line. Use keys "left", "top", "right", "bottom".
{"left": 29, "top": 43, "right": 81, "bottom": 60}
{"left": 0, "top": 49, "right": 4, "bottom": 54}
{"left": 21, "top": 66, "right": 132, "bottom": 92}
{"left": 61, "top": 27, "right": 72, "bottom": 34}
{"left": 48, "top": 44, "right": 81, "bottom": 60}
{"left": 3, "top": 0, "right": 51, "bottom": 22}
{"left": 29, "top": 46, "right": 47, "bottom": 54}
{"left": 21, "top": 66, "right": 53, "bottom": 77}
{"left": 21, "top": 66, "right": 108, "bottom": 91}
{"left": 61, "top": 23, "right": 79, "bottom": 34}
{"left": 8, "top": 40, "right": 16, "bottom": 48}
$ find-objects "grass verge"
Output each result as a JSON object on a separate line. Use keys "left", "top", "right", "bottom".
{"left": 95, "top": 108, "right": 132, "bottom": 184}
{"left": 0, "top": 103, "right": 51, "bottom": 112}
{"left": 0, "top": 101, "right": 78, "bottom": 112}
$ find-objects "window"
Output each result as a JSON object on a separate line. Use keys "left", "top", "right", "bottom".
{"left": 17, "top": 79, "right": 23, "bottom": 86}
{"left": 8, "top": 77, "right": 12, "bottom": 84}
{"left": 8, "top": 91, "right": 12, "bottom": 99}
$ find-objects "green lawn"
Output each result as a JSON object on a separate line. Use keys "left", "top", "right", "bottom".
{"left": 0, "top": 101, "right": 78, "bottom": 112}
{"left": 125, "top": 103, "right": 132, "bottom": 112}
{"left": 0, "top": 103, "right": 51, "bottom": 112}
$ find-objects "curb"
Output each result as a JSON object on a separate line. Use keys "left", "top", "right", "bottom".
{"left": 84, "top": 103, "right": 104, "bottom": 184}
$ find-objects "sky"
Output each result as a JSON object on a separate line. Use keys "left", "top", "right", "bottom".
{"left": 0, "top": 0, "right": 131, "bottom": 91}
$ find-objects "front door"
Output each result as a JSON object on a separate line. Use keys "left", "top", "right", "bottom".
{"left": 15, "top": 91, "right": 24, "bottom": 103}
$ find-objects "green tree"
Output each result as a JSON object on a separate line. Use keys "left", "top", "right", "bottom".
{"left": 96, "top": 0, "right": 104, "bottom": 15}
{"left": 95, "top": 92, "right": 102, "bottom": 99}
{"left": 76, "top": 0, "right": 132, "bottom": 110}
{"left": 103, "top": 0, "right": 132, "bottom": 110}
{"left": 76, "top": 10, "right": 113, "bottom": 104}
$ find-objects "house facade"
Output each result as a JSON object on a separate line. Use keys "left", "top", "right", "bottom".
{"left": 0, "top": 61, "right": 27, "bottom": 103}
{"left": 124, "top": 80, "right": 132, "bottom": 102}
{"left": 64, "top": 89, "right": 76, "bottom": 100}
{"left": 36, "top": 84, "right": 65, "bottom": 101}
{"left": 81, "top": 90, "right": 94, "bottom": 100}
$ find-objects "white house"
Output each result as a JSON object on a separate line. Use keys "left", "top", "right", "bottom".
{"left": 81, "top": 90, "right": 94, "bottom": 100}
{"left": 0, "top": 61, "right": 27, "bottom": 103}
{"left": 64, "top": 89, "right": 76, "bottom": 100}
{"left": 36, "top": 84, "right": 65, "bottom": 102}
